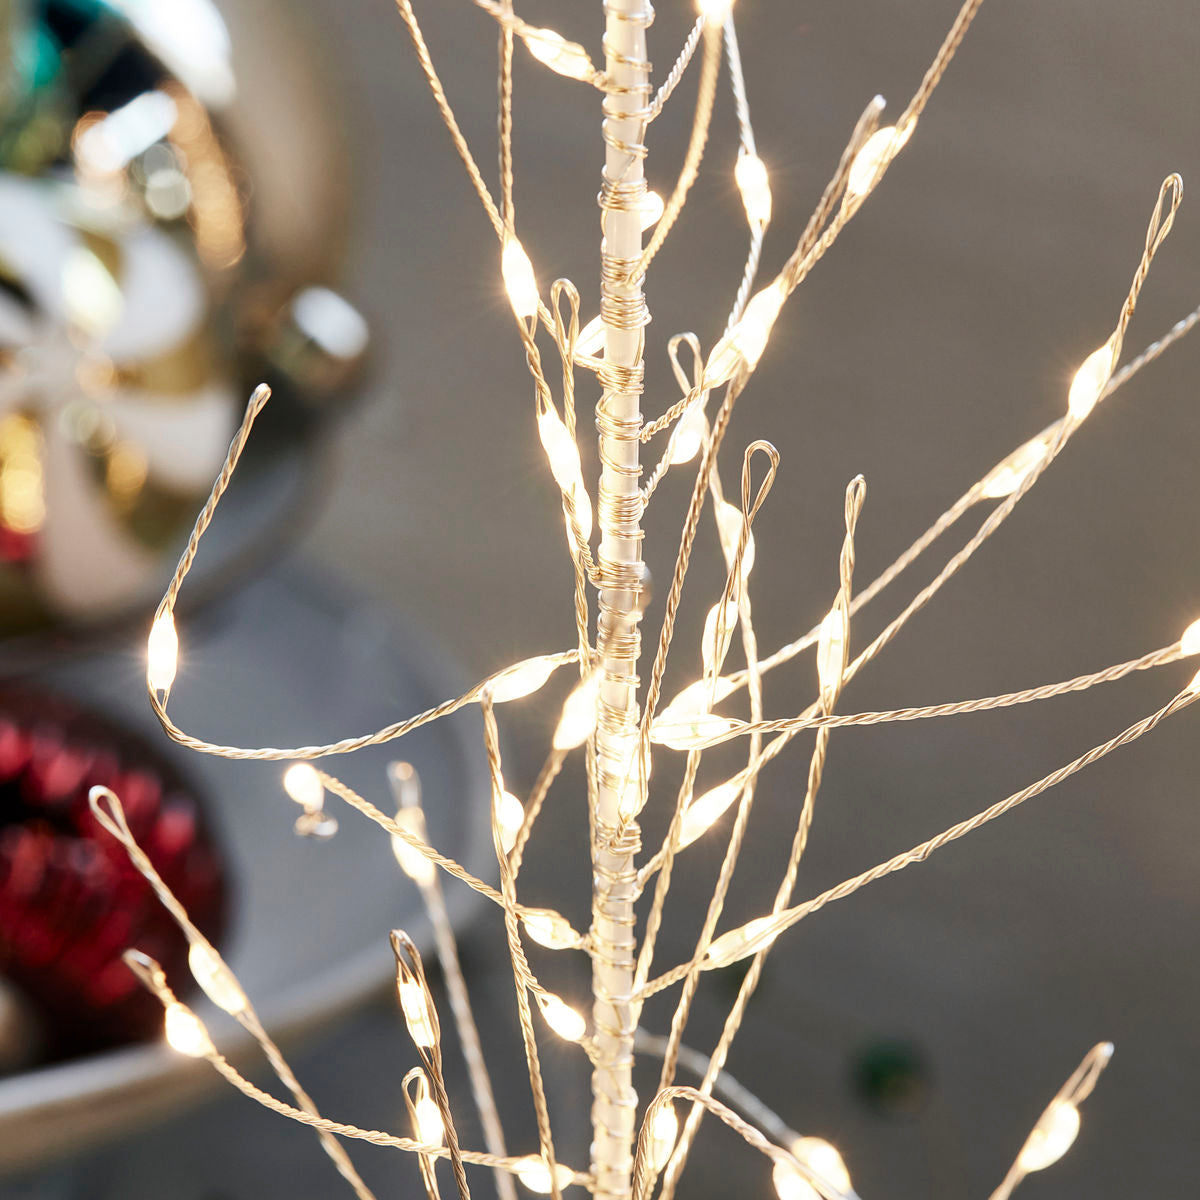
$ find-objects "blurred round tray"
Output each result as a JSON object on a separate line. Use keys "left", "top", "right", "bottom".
{"left": 0, "top": 563, "right": 493, "bottom": 1173}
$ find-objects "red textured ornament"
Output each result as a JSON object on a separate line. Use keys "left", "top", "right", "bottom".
{"left": 0, "top": 687, "right": 227, "bottom": 1064}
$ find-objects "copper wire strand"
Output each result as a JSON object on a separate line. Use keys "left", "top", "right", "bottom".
{"left": 653, "top": 641, "right": 1185, "bottom": 751}
{"left": 631, "top": 1087, "right": 827, "bottom": 1200}
{"left": 699, "top": 288, "right": 1200, "bottom": 711}
{"left": 498, "top": 0, "right": 516, "bottom": 232}
{"left": 988, "top": 1042, "right": 1114, "bottom": 1200}
{"left": 633, "top": 1029, "right": 795, "bottom": 1148}
{"left": 637, "top": 92, "right": 884, "bottom": 446}
{"left": 317, "top": 769, "right": 567, "bottom": 933}
{"left": 657, "top": 483, "right": 866, "bottom": 1200}
{"left": 393, "top": 766, "right": 518, "bottom": 1200}
{"left": 402, "top": 1068, "right": 444, "bottom": 1200}
{"left": 631, "top": 441, "right": 775, "bottom": 1008}
{"left": 640, "top": 683, "right": 1200, "bottom": 1000}
{"left": 392, "top": 933, "right": 473, "bottom": 1200}
{"left": 640, "top": 17, "right": 765, "bottom": 509}
{"left": 646, "top": 15, "right": 704, "bottom": 122}
{"left": 480, "top": 694, "right": 565, "bottom": 1200}
{"left": 551, "top": 280, "right": 598, "bottom": 661}
{"left": 87, "top": 788, "right": 377, "bottom": 1199}
{"left": 626, "top": 21, "right": 722, "bottom": 285}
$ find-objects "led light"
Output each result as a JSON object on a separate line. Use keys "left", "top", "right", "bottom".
{"left": 735, "top": 152, "right": 772, "bottom": 229}
{"left": 522, "top": 909, "right": 578, "bottom": 950}
{"left": 679, "top": 772, "right": 748, "bottom": 848}
{"left": 147, "top": 611, "right": 179, "bottom": 693}
{"left": 411, "top": 1071, "right": 446, "bottom": 1146}
{"left": 164, "top": 1001, "right": 214, "bottom": 1058}
{"left": 772, "top": 1160, "right": 818, "bottom": 1200}
{"left": 536, "top": 992, "right": 586, "bottom": 1041}
{"left": 1067, "top": 335, "right": 1119, "bottom": 420}
{"left": 704, "top": 914, "right": 780, "bottom": 969}
{"left": 658, "top": 675, "right": 739, "bottom": 725}
{"left": 537, "top": 406, "right": 594, "bottom": 540}
{"left": 791, "top": 1137, "right": 851, "bottom": 1194}
{"left": 697, "top": 0, "right": 734, "bottom": 25}
{"left": 649, "top": 1103, "right": 679, "bottom": 1172}
{"left": 502, "top": 234, "right": 539, "bottom": 320}
{"left": 1180, "top": 618, "right": 1200, "bottom": 656}
{"left": 187, "top": 942, "right": 247, "bottom": 1015}
{"left": 1016, "top": 1100, "right": 1081, "bottom": 1173}
{"left": 979, "top": 432, "right": 1053, "bottom": 499}
{"left": 714, "top": 499, "right": 755, "bottom": 578}
{"left": 704, "top": 276, "right": 788, "bottom": 385}
{"left": 650, "top": 712, "right": 741, "bottom": 751}
{"left": 398, "top": 978, "right": 437, "bottom": 1048}
{"left": 702, "top": 599, "right": 740, "bottom": 679}
{"left": 668, "top": 402, "right": 707, "bottom": 465}
{"left": 514, "top": 1155, "right": 574, "bottom": 1194}
{"left": 491, "top": 654, "right": 561, "bottom": 703}
{"left": 553, "top": 670, "right": 602, "bottom": 750}
{"left": 497, "top": 789, "right": 526, "bottom": 855}
{"left": 521, "top": 28, "right": 594, "bottom": 82}
{"left": 640, "top": 189, "right": 666, "bottom": 231}
{"left": 816, "top": 606, "right": 846, "bottom": 706}
{"left": 845, "top": 122, "right": 913, "bottom": 200}
{"left": 391, "top": 807, "right": 436, "bottom": 886}
{"left": 576, "top": 315, "right": 605, "bottom": 357}
{"left": 283, "top": 763, "right": 324, "bottom": 812}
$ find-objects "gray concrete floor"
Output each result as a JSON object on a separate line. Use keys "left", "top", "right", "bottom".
{"left": 13, "top": 1, "right": 1200, "bottom": 1197}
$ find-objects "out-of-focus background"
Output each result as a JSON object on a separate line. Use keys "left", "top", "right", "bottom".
{"left": 2, "top": 0, "right": 1199, "bottom": 1197}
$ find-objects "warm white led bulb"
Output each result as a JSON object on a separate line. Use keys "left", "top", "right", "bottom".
{"left": 522, "top": 909, "right": 578, "bottom": 950}
{"left": 668, "top": 402, "right": 708, "bottom": 466}
{"left": 679, "top": 772, "right": 747, "bottom": 848}
{"left": 791, "top": 1137, "right": 852, "bottom": 1194}
{"left": 391, "top": 807, "right": 436, "bottom": 886}
{"left": 497, "top": 789, "right": 525, "bottom": 855}
{"left": 845, "top": 122, "right": 913, "bottom": 200}
{"left": 658, "top": 675, "right": 738, "bottom": 726}
{"left": 649, "top": 1103, "right": 679, "bottom": 1172}
{"left": 553, "top": 670, "right": 602, "bottom": 750}
{"left": 537, "top": 992, "right": 586, "bottom": 1041}
{"left": 714, "top": 499, "right": 755, "bottom": 578}
{"left": 705, "top": 276, "right": 788, "bottom": 385}
{"left": 640, "top": 189, "right": 665, "bottom": 231}
{"left": 1179, "top": 618, "right": 1200, "bottom": 656}
{"left": 650, "top": 712, "right": 741, "bottom": 751}
{"left": 521, "top": 27, "right": 594, "bottom": 81}
{"left": 491, "top": 654, "right": 561, "bottom": 703}
{"left": 697, "top": 0, "right": 734, "bottom": 25}
{"left": 735, "top": 152, "right": 772, "bottom": 229}
{"left": 705, "top": 914, "right": 780, "bottom": 969}
{"left": 575, "top": 315, "right": 605, "bottom": 357}
{"left": 537, "top": 406, "right": 593, "bottom": 540}
{"left": 1016, "top": 1100, "right": 1081, "bottom": 1173}
{"left": 979, "top": 432, "right": 1053, "bottom": 499}
{"left": 147, "top": 611, "right": 179, "bottom": 693}
{"left": 514, "top": 1155, "right": 574, "bottom": 1194}
{"left": 1067, "top": 336, "right": 1118, "bottom": 420}
{"left": 188, "top": 942, "right": 247, "bottom": 1016}
{"left": 816, "top": 606, "right": 846, "bottom": 705}
{"left": 164, "top": 1001, "right": 214, "bottom": 1058}
{"left": 411, "top": 1071, "right": 446, "bottom": 1147}
{"left": 502, "top": 234, "right": 539, "bottom": 320}
{"left": 702, "top": 599, "right": 740, "bottom": 678}
{"left": 283, "top": 763, "right": 324, "bottom": 812}
{"left": 398, "top": 978, "right": 437, "bottom": 1048}
{"left": 772, "top": 1160, "right": 819, "bottom": 1200}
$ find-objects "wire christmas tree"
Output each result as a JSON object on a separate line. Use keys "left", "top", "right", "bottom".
{"left": 85, "top": 0, "right": 1200, "bottom": 1197}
